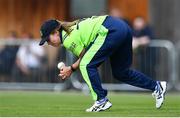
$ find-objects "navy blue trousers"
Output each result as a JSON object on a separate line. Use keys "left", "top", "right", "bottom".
{"left": 85, "top": 16, "right": 157, "bottom": 100}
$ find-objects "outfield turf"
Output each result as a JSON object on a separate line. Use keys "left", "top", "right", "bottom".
{"left": 0, "top": 91, "right": 180, "bottom": 117}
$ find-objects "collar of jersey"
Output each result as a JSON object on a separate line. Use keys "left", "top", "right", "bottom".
{"left": 60, "top": 29, "right": 63, "bottom": 43}
{"left": 60, "top": 30, "right": 68, "bottom": 43}
{"left": 60, "top": 29, "right": 74, "bottom": 44}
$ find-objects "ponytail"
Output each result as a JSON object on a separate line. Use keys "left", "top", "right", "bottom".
{"left": 56, "top": 20, "right": 79, "bottom": 35}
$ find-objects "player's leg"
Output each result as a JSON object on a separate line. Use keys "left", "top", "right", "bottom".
{"left": 79, "top": 26, "right": 113, "bottom": 112}
{"left": 110, "top": 29, "right": 167, "bottom": 109}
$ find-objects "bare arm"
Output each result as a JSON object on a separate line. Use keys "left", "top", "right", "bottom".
{"left": 132, "top": 36, "right": 150, "bottom": 49}
{"left": 71, "top": 49, "right": 86, "bottom": 70}
{"left": 59, "top": 49, "right": 86, "bottom": 80}
{"left": 16, "top": 58, "right": 30, "bottom": 75}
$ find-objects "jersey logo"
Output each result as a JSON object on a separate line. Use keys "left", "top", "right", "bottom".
{"left": 69, "top": 42, "right": 76, "bottom": 51}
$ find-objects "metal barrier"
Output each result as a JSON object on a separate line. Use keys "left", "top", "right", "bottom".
{"left": 175, "top": 41, "right": 180, "bottom": 91}
{"left": 148, "top": 40, "right": 178, "bottom": 90}
{"left": 0, "top": 39, "right": 68, "bottom": 91}
{"left": 0, "top": 39, "right": 179, "bottom": 91}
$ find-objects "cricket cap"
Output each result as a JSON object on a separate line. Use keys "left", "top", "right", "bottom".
{"left": 39, "top": 19, "right": 60, "bottom": 46}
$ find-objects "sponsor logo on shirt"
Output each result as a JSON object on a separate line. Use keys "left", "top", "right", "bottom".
{"left": 69, "top": 42, "right": 76, "bottom": 51}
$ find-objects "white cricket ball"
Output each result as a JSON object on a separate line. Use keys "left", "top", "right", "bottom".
{"left": 57, "top": 62, "right": 65, "bottom": 69}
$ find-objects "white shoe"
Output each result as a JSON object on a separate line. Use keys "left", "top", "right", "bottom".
{"left": 86, "top": 98, "right": 112, "bottom": 112}
{"left": 152, "top": 81, "right": 167, "bottom": 109}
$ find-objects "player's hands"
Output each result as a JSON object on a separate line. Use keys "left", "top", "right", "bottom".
{"left": 58, "top": 66, "right": 72, "bottom": 80}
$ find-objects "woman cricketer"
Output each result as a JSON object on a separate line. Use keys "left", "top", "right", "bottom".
{"left": 39, "top": 15, "right": 167, "bottom": 112}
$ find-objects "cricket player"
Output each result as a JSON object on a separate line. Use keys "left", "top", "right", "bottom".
{"left": 39, "top": 15, "right": 167, "bottom": 112}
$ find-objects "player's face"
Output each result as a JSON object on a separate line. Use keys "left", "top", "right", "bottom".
{"left": 48, "top": 30, "right": 61, "bottom": 47}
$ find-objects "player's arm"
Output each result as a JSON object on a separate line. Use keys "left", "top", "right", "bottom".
{"left": 70, "top": 48, "right": 85, "bottom": 71}
{"left": 59, "top": 49, "right": 85, "bottom": 80}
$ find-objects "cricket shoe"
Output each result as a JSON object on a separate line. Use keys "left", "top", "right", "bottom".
{"left": 152, "top": 81, "right": 167, "bottom": 109}
{"left": 86, "top": 97, "right": 112, "bottom": 112}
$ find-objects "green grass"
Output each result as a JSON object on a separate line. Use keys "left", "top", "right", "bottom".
{"left": 0, "top": 91, "right": 180, "bottom": 117}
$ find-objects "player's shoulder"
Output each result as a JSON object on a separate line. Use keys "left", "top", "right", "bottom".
{"left": 79, "top": 15, "right": 108, "bottom": 21}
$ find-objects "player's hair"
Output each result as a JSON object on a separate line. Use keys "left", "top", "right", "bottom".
{"left": 56, "top": 20, "right": 78, "bottom": 35}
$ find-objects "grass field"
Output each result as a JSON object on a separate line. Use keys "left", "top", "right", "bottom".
{"left": 0, "top": 91, "right": 180, "bottom": 117}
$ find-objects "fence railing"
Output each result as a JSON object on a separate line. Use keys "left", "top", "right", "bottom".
{"left": 149, "top": 40, "right": 178, "bottom": 90}
{"left": 0, "top": 39, "right": 179, "bottom": 91}
{"left": 175, "top": 41, "right": 180, "bottom": 91}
